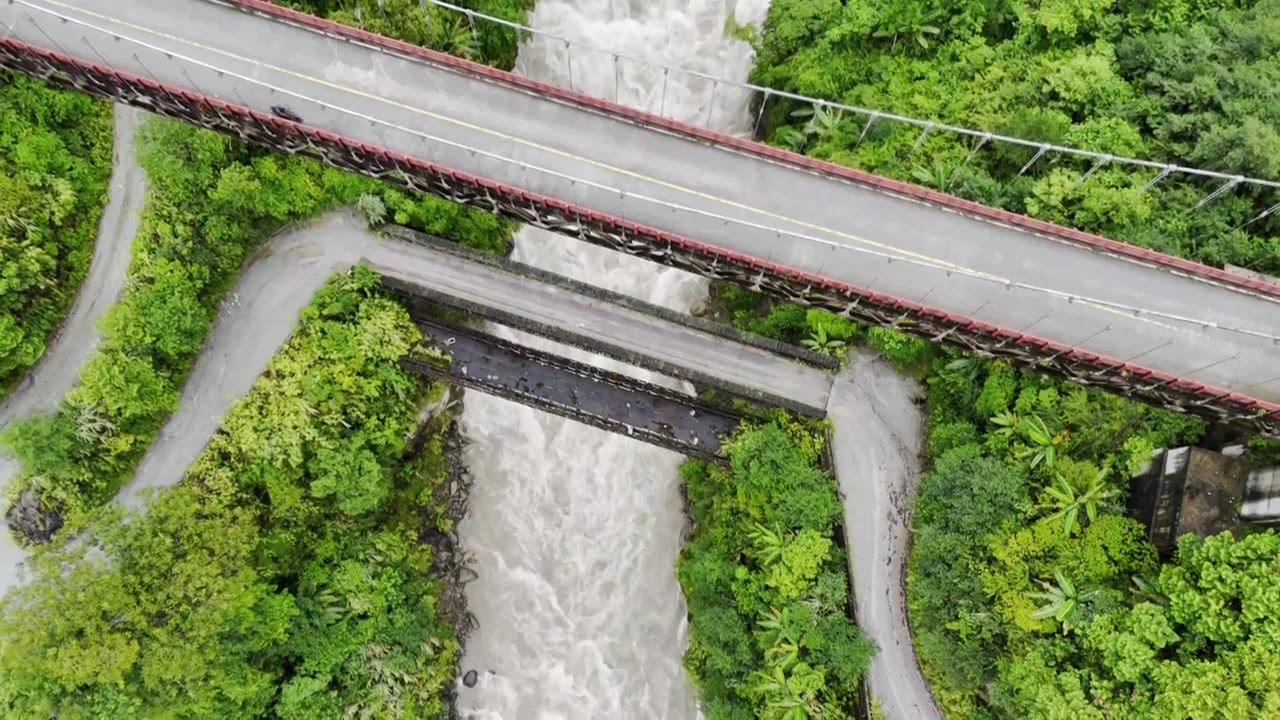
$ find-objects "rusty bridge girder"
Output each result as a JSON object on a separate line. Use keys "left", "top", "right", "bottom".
{"left": 1, "top": 37, "right": 1275, "bottom": 437}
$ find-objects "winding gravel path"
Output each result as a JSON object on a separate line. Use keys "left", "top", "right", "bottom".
{"left": 119, "top": 210, "right": 385, "bottom": 509}
{"left": 827, "top": 353, "right": 942, "bottom": 720}
{"left": 0, "top": 104, "right": 144, "bottom": 595}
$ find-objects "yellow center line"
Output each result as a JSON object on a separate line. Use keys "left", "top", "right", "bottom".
{"left": 46, "top": 0, "right": 1179, "bottom": 332}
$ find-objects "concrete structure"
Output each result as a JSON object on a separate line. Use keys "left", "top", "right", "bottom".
{"left": 1240, "top": 466, "right": 1280, "bottom": 524}
{"left": 1128, "top": 446, "right": 1251, "bottom": 553}
{"left": 371, "top": 232, "right": 835, "bottom": 417}
{"left": 404, "top": 316, "right": 744, "bottom": 462}
{"left": 2, "top": 0, "right": 1278, "bottom": 436}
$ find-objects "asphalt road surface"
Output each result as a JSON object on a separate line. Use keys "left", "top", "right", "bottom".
{"left": 828, "top": 353, "right": 941, "bottom": 720}
{"left": 5, "top": 0, "right": 1279, "bottom": 406}
{"left": 0, "top": 104, "right": 144, "bottom": 595}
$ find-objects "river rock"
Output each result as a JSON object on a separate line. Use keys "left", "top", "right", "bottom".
{"left": 6, "top": 487, "right": 63, "bottom": 544}
{"left": 462, "top": 669, "right": 479, "bottom": 688}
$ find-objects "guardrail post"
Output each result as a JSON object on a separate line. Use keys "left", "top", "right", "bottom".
{"left": 752, "top": 88, "right": 770, "bottom": 139}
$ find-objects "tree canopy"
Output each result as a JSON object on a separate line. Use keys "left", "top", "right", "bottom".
{"left": 753, "top": 0, "right": 1279, "bottom": 274}
{"left": 678, "top": 416, "right": 876, "bottom": 719}
{"left": 0, "top": 74, "right": 111, "bottom": 392}
{"left": 0, "top": 270, "right": 464, "bottom": 719}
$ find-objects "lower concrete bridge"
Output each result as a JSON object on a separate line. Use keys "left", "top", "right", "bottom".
{"left": 404, "top": 316, "right": 744, "bottom": 462}
{"left": 370, "top": 229, "right": 836, "bottom": 418}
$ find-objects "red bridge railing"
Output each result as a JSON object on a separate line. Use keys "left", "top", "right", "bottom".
{"left": 229, "top": 0, "right": 1280, "bottom": 302}
{"left": 1, "top": 32, "right": 1275, "bottom": 437}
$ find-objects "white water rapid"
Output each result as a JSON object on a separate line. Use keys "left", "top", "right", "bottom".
{"left": 454, "top": 0, "right": 770, "bottom": 717}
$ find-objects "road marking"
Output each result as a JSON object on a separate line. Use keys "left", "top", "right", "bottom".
{"left": 39, "top": 0, "right": 1179, "bottom": 332}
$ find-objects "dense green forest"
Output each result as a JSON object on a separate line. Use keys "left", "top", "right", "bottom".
{"left": 0, "top": 75, "right": 112, "bottom": 393}
{"left": 678, "top": 417, "right": 875, "bottom": 719}
{"left": 739, "top": 4, "right": 1280, "bottom": 716}
{"left": 0, "top": 117, "right": 508, "bottom": 539}
{"left": 905, "top": 348, "right": 1256, "bottom": 719}
{"left": 716, "top": 296, "right": 1280, "bottom": 718}
{"left": 1, "top": 1, "right": 519, "bottom": 541}
{"left": 0, "top": 270, "right": 466, "bottom": 718}
{"left": 753, "top": 0, "right": 1279, "bottom": 274}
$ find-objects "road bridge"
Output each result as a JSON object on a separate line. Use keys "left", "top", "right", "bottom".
{"left": 375, "top": 229, "right": 835, "bottom": 417}
{"left": 2, "top": 0, "right": 1278, "bottom": 435}
{"left": 405, "top": 316, "right": 744, "bottom": 462}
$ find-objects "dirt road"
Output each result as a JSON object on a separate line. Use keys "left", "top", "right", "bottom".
{"left": 0, "top": 105, "right": 144, "bottom": 595}
{"left": 827, "top": 353, "right": 942, "bottom": 720}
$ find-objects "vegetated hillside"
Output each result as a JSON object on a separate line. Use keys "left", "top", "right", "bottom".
{"left": 899, "top": 344, "right": 1280, "bottom": 719}
{"left": 0, "top": 74, "right": 112, "bottom": 394}
{"left": 0, "top": 270, "right": 468, "bottom": 719}
{"left": 753, "top": 0, "right": 1279, "bottom": 275}
{"left": 678, "top": 416, "right": 876, "bottom": 719}
{"left": 710, "top": 4, "right": 1280, "bottom": 716}
{"left": 0, "top": 0, "right": 520, "bottom": 540}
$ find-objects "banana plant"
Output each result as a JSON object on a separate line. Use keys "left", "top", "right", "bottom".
{"left": 911, "top": 161, "right": 956, "bottom": 191}
{"left": 1041, "top": 466, "right": 1117, "bottom": 536}
{"left": 1027, "top": 570, "right": 1099, "bottom": 635}
{"left": 748, "top": 665, "right": 828, "bottom": 720}
{"left": 801, "top": 325, "right": 847, "bottom": 357}
{"left": 446, "top": 15, "right": 481, "bottom": 60}
{"left": 1017, "top": 414, "right": 1068, "bottom": 470}
{"left": 748, "top": 523, "right": 785, "bottom": 567}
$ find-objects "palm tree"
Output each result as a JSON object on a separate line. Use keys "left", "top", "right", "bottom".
{"left": 1040, "top": 466, "right": 1117, "bottom": 536}
{"left": 1027, "top": 570, "right": 1099, "bottom": 635}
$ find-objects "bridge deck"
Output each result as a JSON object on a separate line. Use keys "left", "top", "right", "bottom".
{"left": 4, "top": 0, "right": 1277, "bottom": 406}
{"left": 368, "top": 240, "right": 834, "bottom": 416}
{"left": 407, "top": 317, "right": 743, "bottom": 461}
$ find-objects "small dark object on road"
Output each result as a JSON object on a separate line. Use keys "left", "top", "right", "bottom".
{"left": 269, "top": 104, "right": 303, "bottom": 123}
{"left": 462, "top": 670, "right": 479, "bottom": 688}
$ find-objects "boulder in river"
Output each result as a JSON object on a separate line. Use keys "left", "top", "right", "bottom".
{"left": 462, "top": 669, "right": 479, "bottom": 688}
{"left": 6, "top": 487, "right": 63, "bottom": 544}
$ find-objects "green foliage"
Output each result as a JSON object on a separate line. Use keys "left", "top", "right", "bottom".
{"left": 0, "top": 271, "right": 462, "bottom": 718}
{"left": 996, "top": 531, "right": 1280, "bottom": 718}
{"left": 865, "top": 326, "right": 932, "bottom": 371}
{"left": 0, "top": 74, "right": 111, "bottom": 392}
{"left": 896, "top": 344, "right": 1280, "bottom": 718}
{"left": 1, "top": 121, "right": 369, "bottom": 524}
{"left": 3, "top": 6, "right": 516, "bottom": 537}
{"left": 736, "top": 3, "right": 1280, "bottom": 712}
{"left": 679, "top": 418, "right": 875, "bottom": 718}
{"left": 286, "top": 0, "right": 535, "bottom": 71}
{"left": 754, "top": 0, "right": 1280, "bottom": 275}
